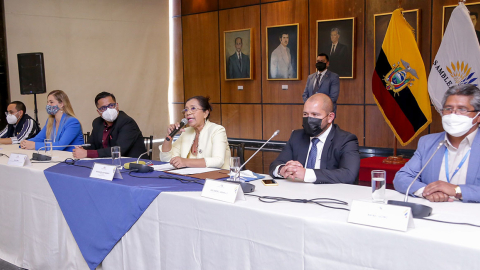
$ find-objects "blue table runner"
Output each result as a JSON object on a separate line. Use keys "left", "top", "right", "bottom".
{"left": 44, "top": 158, "right": 205, "bottom": 270}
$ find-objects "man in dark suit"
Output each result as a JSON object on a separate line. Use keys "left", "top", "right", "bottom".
{"left": 269, "top": 93, "right": 360, "bottom": 184}
{"left": 72, "top": 92, "right": 146, "bottom": 159}
{"left": 227, "top": 37, "right": 250, "bottom": 79}
{"left": 470, "top": 12, "right": 480, "bottom": 45}
{"left": 302, "top": 53, "right": 340, "bottom": 113}
{"left": 325, "top": 28, "right": 350, "bottom": 77}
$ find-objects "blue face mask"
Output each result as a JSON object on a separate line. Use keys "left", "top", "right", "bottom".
{"left": 46, "top": 105, "right": 60, "bottom": 115}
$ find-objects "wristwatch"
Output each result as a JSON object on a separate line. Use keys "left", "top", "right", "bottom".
{"left": 455, "top": 185, "right": 463, "bottom": 200}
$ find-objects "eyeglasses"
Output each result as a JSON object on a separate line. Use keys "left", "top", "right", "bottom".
{"left": 440, "top": 107, "right": 480, "bottom": 115}
{"left": 97, "top": 103, "right": 117, "bottom": 112}
{"left": 182, "top": 106, "right": 203, "bottom": 114}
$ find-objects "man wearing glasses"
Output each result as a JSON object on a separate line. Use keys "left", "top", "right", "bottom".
{"left": 72, "top": 92, "right": 146, "bottom": 159}
{"left": 0, "top": 101, "right": 39, "bottom": 144}
{"left": 394, "top": 84, "right": 480, "bottom": 203}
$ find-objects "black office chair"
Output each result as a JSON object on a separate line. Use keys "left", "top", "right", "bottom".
{"left": 229, "top": 143, "right": 245, "bottom": 167}
{"left": 83, "top": 132, "right": 90, "bottom": 143}
{"left": 143, "top": 135, "right": 153, "bottom": 160}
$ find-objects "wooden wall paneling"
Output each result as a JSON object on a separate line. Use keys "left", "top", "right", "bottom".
{"left": 365, "top": 105, "right": 423, "bottom": 149}
{"left": 309, "top": 0, "right": 365, "bottom": 104}
{"left": 263, "top": 104, "right": 303, "bottom": 141}
{"left": 335, "top": 105, "right": 364, "bottom": 146}
{"left": 173, "top": 17, "right": 185, "bottom": 103}
{"left": 365, "top": 0, "right": 432, "bottom": 104}
{"left": 261, "top": 0, "right": 309, "bottom": 104}
{"left": 181, "top": 0, "right": 219, "bottom": 15}
{"left": 244, "top": 150, "right": 264, "bottom": 173}
{"left": 219, "top": 0, "right": 260, "bottom": 10}
{"left": 222, "top": 104, "right": 262, "bottom": 139}
{"left": 263, "top": 151, "right": 280, "bottom": 174}
{"left": 182, "top": 12, "right": 221, "bottom": 103}
{"left": 261, "top": 0, "right": 286, "bottom": 3}
{"left": 210, "top": 104, "right": 222, "bottom": 125}
{"left": 172, "top": 0, "right": 182, "bottom": 17}
{"left": 219, "top": 6, "right": 261, "bottom": 103}
{"left": 430, "top": 106, "right": 444, "bottom": 134}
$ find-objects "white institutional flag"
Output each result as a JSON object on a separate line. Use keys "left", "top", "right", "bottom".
{"left": 428, "top": 3, "right": 480, "bottom": 113}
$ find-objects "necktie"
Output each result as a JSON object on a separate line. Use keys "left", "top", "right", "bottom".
{"left": 314, "top": 73, "right": 323, "bottom": 93}
{"left": 331, "top": 44, "right": 336, "bottom": 55}
{"left": 306, "top": 138, "right": 320, "bottom": 169}
{"left": 238, "top": 53, "right": 242, "bottom": 70}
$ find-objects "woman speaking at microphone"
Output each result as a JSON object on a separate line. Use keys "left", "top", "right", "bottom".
{"left": 20, "top": 90, "right": 84, "bottom": 152}
{"left": 160, "top": 96, "right": 230, "bottom": 169}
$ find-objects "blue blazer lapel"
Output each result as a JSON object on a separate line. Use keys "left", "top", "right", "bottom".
{"left": 426, "top": 134, "right": 446, "bottom": 183}
{"left": 318, "top": 71, "right": 329, "bottom": 90}
{"left": 320, "top": 125, "right": 335, "bottom": 169}
{"left": 466, "top": 130, "right": 480, "bottom": 184}
{"left": 297, "top": 132, "right": 310, "bottom": 167}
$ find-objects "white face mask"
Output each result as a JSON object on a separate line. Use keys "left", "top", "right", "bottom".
{"left": 6, "top": 112, "right": 19, "bottom": 125}
{"left": 442, "top": 112, "right": 480, "bottom": 137}
{"left": 102, "top": 108, "right": 118, "bottom": 122}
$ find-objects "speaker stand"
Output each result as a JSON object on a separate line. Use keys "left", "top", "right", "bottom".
{"left": 33, "top": 93, "right": 39, "bottom": 124}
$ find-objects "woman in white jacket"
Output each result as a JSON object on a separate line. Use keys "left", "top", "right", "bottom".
{"left": 160, "top": 96, "right": 231, "bottom": 169}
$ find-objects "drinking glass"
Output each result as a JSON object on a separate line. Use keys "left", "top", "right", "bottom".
{"left": 229, "top": 157, "right": 241, "bottom": 182}
{"left": 371, "top": 170, "right": 386, "bottom": 202}
{"left": 44, "top": 139, "right": 53, "bottom": 156}
{"left": 111, "top": 146, "right": 122, "bottom": 169}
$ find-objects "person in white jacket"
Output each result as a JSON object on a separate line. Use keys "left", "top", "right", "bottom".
{"left": 160, "top": 96, "right": 231, "bottom": 169}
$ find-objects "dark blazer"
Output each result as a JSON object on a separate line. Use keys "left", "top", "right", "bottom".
{"left": 326, "top": 42, "right": 350, "bottom": 77}
{"left": 302, "top": 70, "right": 340, "bottom": 112}
{"left": 269, "top": 124, "right": 360, "bottom": 184}
{"left": 227, "top": 52, "right": 250, "bottom": 79}
{"left": 85, "top": 111, "right": 146, "bottom": 158}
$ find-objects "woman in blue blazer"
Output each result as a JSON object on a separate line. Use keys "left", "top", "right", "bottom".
{"left": 20, "top": 90, "right": 84, "bottom": 152}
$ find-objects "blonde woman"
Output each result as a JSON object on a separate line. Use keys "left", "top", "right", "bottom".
{"left": 160, "top": 96, "right": 230, "bottom": 169}
{"left": 20, "top": 90, "right": 84, "bottom": 152}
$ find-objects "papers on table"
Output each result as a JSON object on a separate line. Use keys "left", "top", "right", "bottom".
{"left": 151, "top": 164, "right": 176, "bottom": 171}
{"left": 171, "top": 167, "right": 221, "bottom": 175}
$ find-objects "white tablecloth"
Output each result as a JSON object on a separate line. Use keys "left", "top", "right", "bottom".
{"left": 1, "top": 144, "right": 480, "bottom": 270}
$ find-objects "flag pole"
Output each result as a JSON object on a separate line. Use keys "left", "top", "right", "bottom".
{"left": 383, "top": 136, "right": 406, "bottom": 164}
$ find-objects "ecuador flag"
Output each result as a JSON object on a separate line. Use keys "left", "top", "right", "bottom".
{"left": 372, "top": 9, "right": 431, "bottom": 146}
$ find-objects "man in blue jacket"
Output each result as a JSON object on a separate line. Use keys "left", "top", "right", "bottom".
{"left": 394, "top": 84, "right": 480, "bottom": 203}
{"left": 0, "top": 101, "right": 39, "bottom": 144}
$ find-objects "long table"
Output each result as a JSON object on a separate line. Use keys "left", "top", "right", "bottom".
{"left": 1, "top": 144, "right": 480, "bottom": 269}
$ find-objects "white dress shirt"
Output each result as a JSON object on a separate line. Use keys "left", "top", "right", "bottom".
{"left": 414, "top": 129, "right": 477, "bottom": 197}
{"left": 273, "top": 124, "right": 332, "bottom": 182}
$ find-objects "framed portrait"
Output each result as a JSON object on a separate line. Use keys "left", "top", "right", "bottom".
{"left": 224, "top": 28, "right": 252, "bottom": 81}
{"left": 374, "top": 10, "right": 420, "bottom": 63}
{"left": 317, "top": 17, "right": 355, "bottom": 79}
{"left": 266, "top": 23, "right": 299, "bottom": 80}
{"left": 443, "top": 2, "right": 480, "bottom": 40}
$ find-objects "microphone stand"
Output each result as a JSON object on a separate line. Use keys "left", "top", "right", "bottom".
{"left": 387, "top": 140, "right": 446, "bottom": 218}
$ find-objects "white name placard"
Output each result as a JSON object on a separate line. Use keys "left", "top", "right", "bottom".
{"left": 201, "top": 179, "right": 245, "bottom": 203}
{"left": 8, "top": 153, "right": 31, "bottom": 167}
{"left": 90, "top": 163, "right": 122, "bottom": 181}
{"left": 348, "top": 200, "right": 414, "bottom": 232}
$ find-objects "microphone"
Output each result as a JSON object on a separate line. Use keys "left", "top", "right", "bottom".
{"left": 387, "top": 140, "right": 447, "bottom": 218}
{"left": 166, "top": 118, "right": 188, "bottom": 141}
{"left": 32, "top": 144, "right": 91, "bottom": 161}
{"left": 227, "top": 130, "right": 280, "bottom": 193}
{"left": 124, "top": 150, "right": 154, "bottom": 173}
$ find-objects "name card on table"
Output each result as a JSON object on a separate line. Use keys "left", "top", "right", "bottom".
{"left": 201, "top": 179, "right": 245, "bottom": 203}
{"left": 348, "top": 200, "right": 414, "bottom": 232}
{"left": 8, "top": 153, "right": 31, "bottom": 167}
{"left": 90, "top": 163, "right": 123, "bottom": 181}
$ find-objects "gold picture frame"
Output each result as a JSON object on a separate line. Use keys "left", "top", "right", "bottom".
{"left": 224, "top": 28, "right": 253, "bottom": 81}
{"left": 374, "top": 9, "right": 420, "bottom": 64}
{"left": 316, "top": 17, "right": 355, "bottom": 79}
{"left": 443, "top": 2, "right": 480, "bottom": 37}
{"left": 266, "top": 23, "right": 300, "bottom": 80}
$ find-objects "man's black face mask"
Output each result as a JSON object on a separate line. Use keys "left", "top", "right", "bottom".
{"left": 303, "top": 116, "right": 325, "bottom": 137}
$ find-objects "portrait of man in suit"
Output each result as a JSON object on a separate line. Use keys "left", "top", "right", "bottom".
{"left": 267, "top": 24, "right": 299, "bottom": 80}
{"left": 224, "top": 29, "right": 252, "bottom": 80}
{"left": 317, "top": 18, "right": 354, "bottom": 78}
{"left": 443, "top": 3, "right": 480, "bottom": 44}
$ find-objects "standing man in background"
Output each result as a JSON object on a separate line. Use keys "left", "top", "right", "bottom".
{"left": 0, "top": 101, "right": 39, "bottom": 144}
{"left": 302, "top": 53, "right": 340, "bottom": 113}
{"left": 72, "top": 92, "right": 146, "bottom": 159}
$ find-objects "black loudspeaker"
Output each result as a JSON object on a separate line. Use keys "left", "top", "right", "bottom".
{"left": 18, "top": 52, "right": 46, "bottom": 95}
